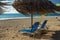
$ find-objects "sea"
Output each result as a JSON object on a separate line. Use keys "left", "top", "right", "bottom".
{"left": 0, "top": 13, "right": 60, "bottom": 18}
{"left": 0, "top": 13, "right": 60, "bottom": 20}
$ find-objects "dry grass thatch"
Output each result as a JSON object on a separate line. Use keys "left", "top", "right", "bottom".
{"left": 13, "top": 0, "right": 60, "bottom": 15}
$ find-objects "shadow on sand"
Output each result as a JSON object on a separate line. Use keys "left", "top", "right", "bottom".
{"left": 51, "top": 31, "right": 60, "bottom": 40}
{"left": 21, "top": 30, "right": 60, "bottom": 39}
{"left": 21, "top": 30, "right": 51, "bottom": 39}
{"left": 22, "top": 33, "right": 46, "bottom": 39}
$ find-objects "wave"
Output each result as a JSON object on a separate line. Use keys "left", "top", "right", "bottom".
{"left": 0, "top": 16, "right": 58, "bottom": 20}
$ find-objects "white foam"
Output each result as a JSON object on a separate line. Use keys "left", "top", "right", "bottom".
{"left": 0, "top": 17, "right": 29, "bottom": 20}
{"left": 0, "top": 16, "right": 58, "bottom": 20}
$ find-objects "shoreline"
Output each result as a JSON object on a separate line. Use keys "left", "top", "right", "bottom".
{"left": 0, "top": 16, "right": 59, "bottom": 20}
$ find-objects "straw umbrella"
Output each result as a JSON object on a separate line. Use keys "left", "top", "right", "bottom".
{"left": 12, "top": 0, "right": 60, "bottom": 25}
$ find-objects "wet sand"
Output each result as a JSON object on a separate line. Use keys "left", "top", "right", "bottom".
{"left": 0, "top": 17, "right": 60, "bottom": 40}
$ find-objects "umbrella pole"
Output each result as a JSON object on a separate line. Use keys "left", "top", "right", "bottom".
{"left": 31, "top": 13, "right": 33, "bottom": 26}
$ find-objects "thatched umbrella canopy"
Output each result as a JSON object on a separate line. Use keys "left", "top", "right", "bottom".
{"left": 13, "top": 0, "right": 60, "bottom": 25}
{"left": 13, "top": 0, "right": 60, "bottom": 15}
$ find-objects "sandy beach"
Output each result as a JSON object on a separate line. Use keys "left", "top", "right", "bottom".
{"left": 0, "top": 16, "right": 60, "bottom": 40}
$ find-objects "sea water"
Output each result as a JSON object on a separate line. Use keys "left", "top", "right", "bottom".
{"left": 0, "top": 13, "right": 60, "bottom": 18}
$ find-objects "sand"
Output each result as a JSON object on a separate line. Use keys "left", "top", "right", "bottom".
{"left": 0, "top": 17, "right": 60, "bottom": 40}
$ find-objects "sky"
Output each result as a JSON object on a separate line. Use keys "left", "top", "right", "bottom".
{"left": 4, "top": 6, "right": 19, "bottom": 14}
{"left": 0, "top": 0, "right": 19, "bottom": 14}
{"left": 1, "top": 0, "right": 60, "bottom": 14}
{"left": 50, "top": 0, "right": 60, "bottom": 4}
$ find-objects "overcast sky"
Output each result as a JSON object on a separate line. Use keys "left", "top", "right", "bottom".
{"left": 50, "top": 0, "right": 60, "bottom": 4}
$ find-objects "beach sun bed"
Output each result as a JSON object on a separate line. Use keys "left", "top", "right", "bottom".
{"left": 19, "top": 22, "right": 40, "bottom": 33}
{"left": 19, "top": 20, "right": 48, "bottom": 34}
